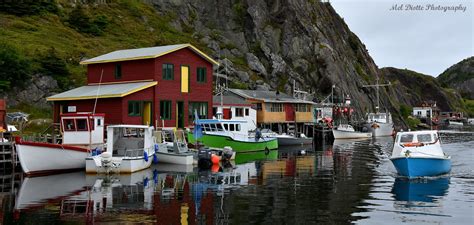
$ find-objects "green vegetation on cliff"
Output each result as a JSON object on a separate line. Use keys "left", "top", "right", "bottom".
{"left": 0, "top": 0, "right": 203, "bottom": 91}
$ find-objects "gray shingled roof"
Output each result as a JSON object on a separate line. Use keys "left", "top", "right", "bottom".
{"left": 228, "top": 89, "right": 315, "bottom": 104}
{"left": 80, "top": 44, "right": 218, "bottom": 65}
{"left": 47, "top": 81, "right": 157, "bottom": 101}
{"left": 213, "top": 94, "right": 250, "bottom": 105}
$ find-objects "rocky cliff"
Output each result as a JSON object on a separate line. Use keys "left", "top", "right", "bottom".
{"left": 1, "top": 0, "right": 467, "bottom": 125}
{"left": 150, "top": 0, "right": 398, "bottom": 120}
{"left": 437, "top": 57, "right": 474, "bottom": 99}
{"left": 381, "top": 67, "right": 465, "bottom": 112}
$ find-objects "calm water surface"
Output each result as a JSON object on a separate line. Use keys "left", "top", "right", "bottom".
{"left": 1, "top": 127, "right": 473, "bottom": 224}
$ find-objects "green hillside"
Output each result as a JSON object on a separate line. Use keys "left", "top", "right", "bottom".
{"left": 0, "top": 0, "right": 203, "bottom": 90}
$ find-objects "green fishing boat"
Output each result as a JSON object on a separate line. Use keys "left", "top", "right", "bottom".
{"left": 188, "top": 119, "right": 278, "bottom": 153}
{"left": 235, "top": 150, "right": 278, "bottom": 164}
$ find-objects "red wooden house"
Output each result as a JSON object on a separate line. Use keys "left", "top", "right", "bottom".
{"left": 47, "top": 44, "right": 218, "bottom": 128}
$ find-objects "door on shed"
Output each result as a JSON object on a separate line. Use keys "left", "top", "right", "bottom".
{"left": 285, "top": 104, "right": 295, "bottom": 121}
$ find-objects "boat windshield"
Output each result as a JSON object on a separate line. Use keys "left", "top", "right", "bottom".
{"left": 417, "top": 134, "right": 432, "bottom": 143}
{"left": 399, "top": 134, "right": 414, "bottom": 143}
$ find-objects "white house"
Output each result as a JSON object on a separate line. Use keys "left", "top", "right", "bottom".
{"left": 413, "top": 107, "right": 433, "bottom": 118}
{"left": 212, "top": 94, "right": 257, "bottom": 132}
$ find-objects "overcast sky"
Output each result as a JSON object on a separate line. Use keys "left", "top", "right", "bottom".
{"left": 330, "top": 0, "right": 473, "bottom": 76}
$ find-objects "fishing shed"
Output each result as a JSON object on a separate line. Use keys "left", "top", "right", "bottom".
{"left": 48, "top": 44, "right": 218, "bottom": 128}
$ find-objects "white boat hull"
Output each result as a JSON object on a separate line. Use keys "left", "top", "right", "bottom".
{"left": 448, "top": 121, "right": 463, "bottom": 126}
{"left": 16, "top": 142, "right": 89, "bottom": 176}
{"left": 15, "top": 172, "right": 86, "bottom": 210}
{"left": 85, "top": 155, "right": 154, "bottom": 174}
{"left": 277, "top": 136, "right": 313, "bottom": 146}
{"left": 156, "top": 152, "right": 194, "bottom": 165}
{"left": 364, "top": 122, "right": 393, "bottom": 137}
{"left": 332, "top": 129, "right": 372, "bottom": 139}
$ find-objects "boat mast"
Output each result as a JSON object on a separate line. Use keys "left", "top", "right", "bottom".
{"left": 362, "top": 74, "right": 391, "bottom": 114}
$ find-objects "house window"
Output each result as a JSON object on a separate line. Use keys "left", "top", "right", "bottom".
{"left": 245, "top": 108, "right": 249, "bottom": 116}
{"left": 115, "top": 64, "right": 122, "bottom": 79}
{"left": 160, "top": 100, "right": 172, "bottom": 120}
{"left": 269, "top": 103, "right": 283, "bottom": 112}
{"left": 162, "top": 63, "right": 174, "bottom": 80}
{"left": 197, "top": 67, "right": 207, "bottom": 83}
{"left": 235, "top": 108, "right": 244, "bottom": 117}
{"left": 296, "top": 104, "right": 310, "bottom": 112}
{"left": 417, "top": 111, "right": 422, "bottom": 116}
{"left": 128, "top": 101, "right": 141, "bottom": 116}
{"left": 189, "top": 102, "right": 208, "bottom": 123}
{"left": 256, "top": 103, "right": 262, "bottom": 111}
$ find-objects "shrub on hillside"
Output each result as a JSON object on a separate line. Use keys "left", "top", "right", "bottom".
{"left": 0, "top": 43, "right": 32, "bottom": 91}
{"left": 0, "top": 0, "right": 58, "bottom": 16}
{"left": 399, "top": 104, "right": 412, "bottom": 119}
{"left": 67, "top": 6, "right": 109, "bottom": 36}
{"left": 36, "top": 48, "right": 71, "bottom": 90}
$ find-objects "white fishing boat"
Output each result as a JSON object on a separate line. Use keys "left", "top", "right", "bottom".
{"left": 274, "top": 133, "right": 313, "bottom": 145}
{"left": 15, "top": 113, "right": 105, "bottom": 176}
{"left": 259, "top": 129, "right": 312, "bottom": 146}
{"left": 447, "top": 120, "right": 463, "bottom": 126}
{"left": 364, "top": 112, "right": 394, "bottom": 137}
{"left": 362, "top": 75, "right": 394, "bottom": 137}
{"left": 85, "top": 125, "right": 156, "bottom": 174}
{"left": 390, "top": 130, "right": 451, "bottom": 178}
{"left": 332, "top": 124, "right": 372, "bottom": 139}
{"left": 154, "top": 129, "right": 194, "bottom": 165}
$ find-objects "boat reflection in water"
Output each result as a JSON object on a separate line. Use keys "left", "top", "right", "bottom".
{"left": 392, "top": 177, "right": 450, "bottom": 203}
{"left": 14, "top": 172, "right": 87, "bottom": 211}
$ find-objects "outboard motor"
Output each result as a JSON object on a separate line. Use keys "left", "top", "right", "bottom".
{"left": 222, "top": 146, "right": 234, "bottom": 161}
{"left": 100, "top": 152, "right": 113, "bottom": 173}
{"left": 198, "top": 147, "right": 212, "bottom": 169}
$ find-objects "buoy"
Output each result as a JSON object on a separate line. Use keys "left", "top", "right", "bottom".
{"left": 144, "top": 152, "right": 149, "bottom": 162}
{"left": 264, "top": 147, "right": 270, "bottom": 156}
{"left": 211, "top": 164, "right": 220, "bottom": 173}
{"left": 143, "top": 177, "right": 149, "bottom": 187}
{"left": 211, "top": 154, "right": 220, "bottom": 164}
{"left": 153, "top": 154, "right": 158, "bottom": 164}
{"left": 154, "top": 144, "right": 159, "bottom": 152}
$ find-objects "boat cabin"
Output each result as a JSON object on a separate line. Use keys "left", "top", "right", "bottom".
{"left": 106, "top": 125, "right": 154, "bottom": 157}
{"left": 60, "top": 113, "right": 104, "bottom": 147}
{"left": 392, "top": 130, "right": 442, "bottom": 157}
{"left": 366, "top": 112, "right": 391, "bottom": 123}
{"left": 196, "top": 119, "right": 249, "bottom": 136}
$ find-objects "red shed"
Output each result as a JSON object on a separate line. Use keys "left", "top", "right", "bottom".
{"left": 48, "top": 44, "right": 218, "bottom": 128}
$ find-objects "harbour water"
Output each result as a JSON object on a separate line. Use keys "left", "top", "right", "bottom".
{"left": 1, "top": 127, "right": 473, "bottom": 224}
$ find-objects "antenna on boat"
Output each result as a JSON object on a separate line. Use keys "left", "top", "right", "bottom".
{"left": 362, "top": 74, "right": 391, "bottom": 113}
{"left": 90, "top": 69, "right": 103, "bottom": 151}
{"left": 93, "top": 69, "right": 104, "bottom": 114}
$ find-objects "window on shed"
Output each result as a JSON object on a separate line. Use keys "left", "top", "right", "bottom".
{"left": 269, "top": 103, "right": 283, "bottom": 112}
{"left": 235, "top": 108, "right": 244, "bottom": 117}
{"left": 197, "top": 67, "right": 207, "bottom": 83}
{"left": 128, "top": 101, "right": 141, "bottom": 116}
{"left": 162, "top": 63, "right": 174, "bottom": 80}
{"left": 160, "top": 100, "right": 171, "bottom": 120}
{"left": 245, "top": 108, "right": 249, "bottom": 116}
{"left": 189, "top": 102, "right": 208, "bottom": 123}
{"left": 115, "top": 64, "right": 122, "bottom": 79}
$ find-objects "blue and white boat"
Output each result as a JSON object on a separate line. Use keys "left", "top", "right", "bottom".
{"left": 390, "top": 130, "right": 451, "bottom": 178}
